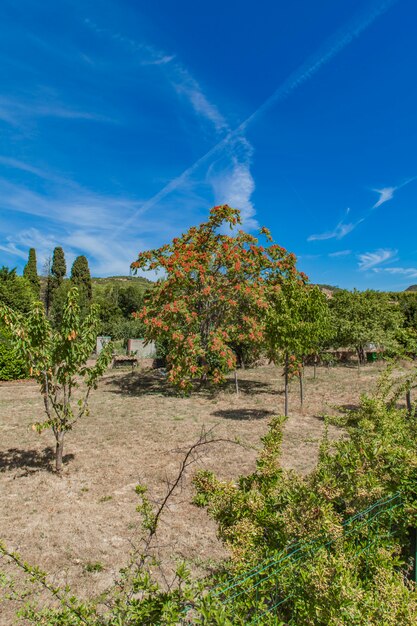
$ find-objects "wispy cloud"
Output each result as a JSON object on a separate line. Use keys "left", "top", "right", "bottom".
{"left": 328, "top": 249, "right": 352, "bottom": 257}
{"left": 0, "top": 95, "right": 112, "bottom": 127}
{"left": 208, "top": 137, "right": 258, "bottom": 229}
{"left": 358, "top": 248, "right": 397, "bottom": 270}
{"left": 372, "top": 186, "right": 396, "bottom": 208}
{"left": 86, "top": 18, "right": 229, "bottom": 137}
{"left": 172, "top": 66, "right": 228, "bottom": 134}
{"left": 110, "top": 0, "right": 398, "bottom": 236}
{"left": 308, "top": 209, "right": 361, "bottom": 241}
{"left": 371, "top": 176, "right": 417, "bottom": 208}
{"left": 142, "top": 54, "right": 175, "bottom": 66}
{"left": 239, "top": 0, "right": 398, "bottom": 132}
{"left": 84, "top": 18, "right": 175, "bottom": 68}
{"left": 373, "top": 267, "right": 417, "bottom": 279}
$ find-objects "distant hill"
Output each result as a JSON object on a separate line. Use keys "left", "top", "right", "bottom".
{"left": 91, "top": 275, "right": 154, "bottom": 287}
{"left": 315, "top": 284, "right": 341, "bottom": 297}
{"left": 405, "top": 285, "right": 417, "bottom": 292}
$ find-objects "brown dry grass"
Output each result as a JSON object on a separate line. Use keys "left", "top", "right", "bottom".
{"left": 0, "top": 362, "right": 385, "bottom": 623}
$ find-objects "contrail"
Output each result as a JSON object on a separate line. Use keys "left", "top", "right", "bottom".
{"left": 112, "top": 0, "right": 399, "bottom": 239}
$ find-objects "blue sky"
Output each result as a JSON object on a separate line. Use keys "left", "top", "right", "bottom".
{"left": 0, "top": 0, "right": 416, "bottom": 289}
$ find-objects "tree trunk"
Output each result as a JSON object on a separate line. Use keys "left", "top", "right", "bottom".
{"left": 313, "top": 355, "right": 317, "bottom": 380}
{"left": 356, "top": 348, "right": 361, "bottom": 372}
{"left": 299, "top": 367, "right": 304, "bottom": 407}
{"left": 55, "top": 431, "right": 65, "bottom": 472}
{"left": 284, "top": 352, "right": 289, "bottom": 417}
{"left": 406, "top": 389, "right": 412, "bottom": 416}
{"left": 234, "top": 369, "right": 239, "bottom": 395}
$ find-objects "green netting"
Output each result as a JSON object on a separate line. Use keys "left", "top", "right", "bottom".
{"left": 195, "top": 492, "right": 404, "bottom": 624}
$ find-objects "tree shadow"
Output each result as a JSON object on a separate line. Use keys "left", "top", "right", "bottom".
{"left": 222, "top": 378, "right": 280, "bottom": 396}
{"left": 105, "top": 370, "right": 280, "bottom": 399}
{"left": 0, "top": 447, "right": 75, "bottom": 475}
{"left": 338, "top": 403, "right": 360, "bottom": 412}
{"left": 212, "top": 408, "right": 276, "bottom": 421}
{"left": 104, "top": 371, "right": 177, "bottom": 397}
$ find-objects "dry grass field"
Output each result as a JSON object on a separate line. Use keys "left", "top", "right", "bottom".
{"left": 0, "top": 362, "right": 388, "bottom": 623}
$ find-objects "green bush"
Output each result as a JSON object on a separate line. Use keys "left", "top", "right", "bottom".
{"left": 0, "top": 336, "right": 28, "bottom": 380}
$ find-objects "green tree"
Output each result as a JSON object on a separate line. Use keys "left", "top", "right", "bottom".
{"left": 265, "top": 281, "right": 331, "bottom": 415}
{"left": 329, "top": 289, "right": 403, "bottom": 366}
{"left": 118, "top": 283, "right": 145, "bottom": 317}
{"left": 0, "top": 288, "right": 112, "bottom": 471}
{"left": 0, "top": 266, "right": 34, "bottom": 313}
{"left": 0, "top": 267, "right": 34, "bottom": 379}
{"left": 23, "top": 248, "right": 41, "bottom": 297}
{"left": 45, "top": 246, "right": 68, "bottom": 313}
{"left": 71, "top": 255, "right": 92, "bottom": 300}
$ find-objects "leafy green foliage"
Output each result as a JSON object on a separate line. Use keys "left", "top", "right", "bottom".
{"left": 266, "top": 282, "right": 331, "bottom": 362}
{"left": 329, "top": 289, "right": 403, "bottom": 363}
{"left": 0, "top": 334, "right": 28, "bottom": 380}
{"left": 0, "top": 287, "right": 112, "bottom": 471}
{"left": 0, "top": 267, "right": 34, "bottom": 380}
{"left": 193, "top": 372, "right": 417, "bottom": 623}
{"left": 0, "top": 266, "right": 34, "bottom": 313}
{"left": 265, "top": 280, "right": 331, "bottom": 414}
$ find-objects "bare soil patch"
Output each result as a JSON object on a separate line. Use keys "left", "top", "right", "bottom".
{"left": 0, "top": 363, "right": 385, "bottom": 623}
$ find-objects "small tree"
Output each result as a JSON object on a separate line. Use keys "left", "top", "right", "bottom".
{"left": 329, "top": 289, "right": 402, "bottom": 367}
{"left": 23, "top": 248, "right": 40, "bottom": 298}
{"left": 71, "top": 255, "right": 92, "bottom": 300}
{"left": 265, "top": 281, "right": 330, "bottom": 415}
{"left": 0, "top": 288, "right": 112, "bottom": 471}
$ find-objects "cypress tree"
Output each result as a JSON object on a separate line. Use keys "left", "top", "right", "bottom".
{"left": 51, "top": 246, "right": 66, "bottom": 285}
{"left": 70, "top": 255, "right": 92, "bottom": 300}
{"left": 23, "top": 248, "right": 41, "bottom": 298}
{"left": 44, "top": 246, "right": 67, "bottom": 314}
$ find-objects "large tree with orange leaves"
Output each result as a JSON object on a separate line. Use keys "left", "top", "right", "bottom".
{"left": 132, "top": 205, "right": 306, "bottom": 390}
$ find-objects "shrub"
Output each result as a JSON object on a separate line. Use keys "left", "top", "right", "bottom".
{"left": 0, "top": 336, "right": 28, "bottom": 381}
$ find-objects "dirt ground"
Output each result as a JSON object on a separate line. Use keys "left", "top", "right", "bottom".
{"left": 0, "top": 362, "right": 386, "bottom": 623}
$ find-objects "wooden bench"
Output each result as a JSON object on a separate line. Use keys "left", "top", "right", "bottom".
{"left": 112, "top": 355, "right": 138, "bottom": 369}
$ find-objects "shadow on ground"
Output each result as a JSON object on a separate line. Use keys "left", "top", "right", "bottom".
{"left": 223, "top": 378, "right": 279, "bottom": 396}
{"left": 104, "top": 371, "right": 176, "bottom": 397}
{"left": 212, "top": 408, "right": 276, "bottom": 421}
{"left": 105, "top": 371, "right": 279, "bottom": 399}
{"left": 0, "top": 447, "right": 74, "bottom": 474}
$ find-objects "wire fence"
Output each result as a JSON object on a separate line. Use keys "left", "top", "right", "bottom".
{"left": 204, "top": 492, "right": 405, "bottom": 624}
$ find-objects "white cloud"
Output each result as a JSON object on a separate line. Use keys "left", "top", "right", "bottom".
{"left": 0, "top": 240, "right": 28, "bottom": 260}
{"left": 373, "top": 267, "right": 417, "bottom": 278}
{"left": 86, "top": 1, "right": 398, "bottom": 239}
{"left": 0, "top": 226, "right": 146, "bottom": 277}
{"left": 357, "top": 248, "right": 397, "bottom": 270}
{"left": 372, "top": 186, "right": 396, "bottom": 209}
{"left": 172, "top": 67, "right": 228, "bottom": 135}
{"left": 328, "top": 249, "right": 351, "bottom": 257}
{"left": 308, "top": 210, "right": 361, "bottom": 242}
{"left": 142, "top": 54, "right": 175, "bottom": 66}
{"left": 208, "top": 140, "right": 258, "bottom": 230}
{"left": 0, "top": 96, "right": 112, "bottom": 127}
